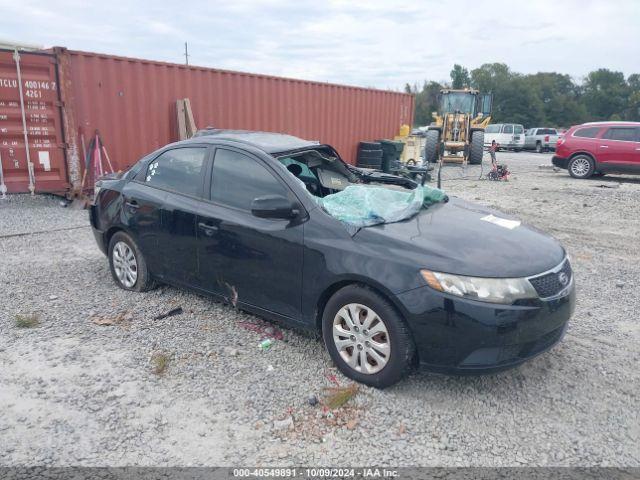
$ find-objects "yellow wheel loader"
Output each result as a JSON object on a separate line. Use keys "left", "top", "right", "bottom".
{"left": 424, "top": 89, "right": 492, "bottom": 165}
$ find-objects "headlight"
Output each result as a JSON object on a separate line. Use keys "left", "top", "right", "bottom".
{"left": 420, "top": 269, "right": 538, "bottom": 304}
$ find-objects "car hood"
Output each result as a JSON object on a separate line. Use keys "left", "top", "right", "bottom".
{"left": 354, "top": 197, "right": 565, "bottom": 278}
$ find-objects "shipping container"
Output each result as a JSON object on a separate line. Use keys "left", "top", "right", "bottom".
{"left": 0, "top": 50, "right": 69, "bottom": 194}
{"left": 0, "top": 47, "right": 414, "bottom": 195}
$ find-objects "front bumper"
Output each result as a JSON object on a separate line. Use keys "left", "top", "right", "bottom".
{"left": 552, "top": 155, "right": 569, "bottom": 169}
{"left": 396, "top": 281, "right": 576, "bottom": 374}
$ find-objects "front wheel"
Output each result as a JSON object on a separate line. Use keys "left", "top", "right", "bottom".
{"left": 468, "top": 131, "right": 484, "bottom": 165}
{"left": 423, "top": 129, "right": 440, "bottom": 164}
{"left": 322, "top": 285, "right": 415, "bottom": 388}
{"left": 568, "top": 155, "right": 595, "bottom": 179}
{"left": 108, "top": 231, "right": 156, "bottom": 292}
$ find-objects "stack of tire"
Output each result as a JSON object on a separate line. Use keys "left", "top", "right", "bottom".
{"left": 356, "top": 141, "right": 383, "bottom": 169}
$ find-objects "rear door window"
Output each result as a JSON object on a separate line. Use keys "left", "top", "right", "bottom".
{"left": 144, "top": 147, "right": 207, "bottom": 197}
{"left": 514, "top": 125, "right": 524, "bottom": 134}
{"left": 503, "top": 125, "right": 514, "bottom": 134}
{"left": 602, "top": 127, "right": 639, "bottom": 142}
{"left": 210, "top": 148, "right": 290, "bottom": 211}
{"left": 573, "top": 127, "right": 601, "bottom": 138}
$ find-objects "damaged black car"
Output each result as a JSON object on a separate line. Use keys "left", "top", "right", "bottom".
{"left": 90, "top": 130, "right": 575, "bottom": 388}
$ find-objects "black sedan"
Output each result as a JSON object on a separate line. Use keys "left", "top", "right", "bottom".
{"left": 90, "top": 130, "right": 575, "bottom": 388}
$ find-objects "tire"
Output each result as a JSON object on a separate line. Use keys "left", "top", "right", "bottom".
{"left": 535, "top": 142, "right": 543, "bottom": 153}
{"left": 359, "top": 141, "right": 381, "bottom": 150}
{"left": 468, "top": 131, "right": 484, "bottom": 165}
{"left": 108, "top": 231, "right": 156, "bottom": 292}
{"left": 322, "top": 285, "right": 415, "bottom": 389}
{"left": 423, "top": 129, "right": 440, "bottom": 164}
{"left": 406, "top": 159, "right": 416, "bottom": 166}
{"left": 568, "top": 154, "right": 595, "bottom": 179}
{"left": 357, "top": 149, "right": 383, "bottom": 159}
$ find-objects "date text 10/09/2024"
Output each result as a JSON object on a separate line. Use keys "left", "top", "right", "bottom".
{"left": 232, "top": 468, "right": 399, "bottom": 478}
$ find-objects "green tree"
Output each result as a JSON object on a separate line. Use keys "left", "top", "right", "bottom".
{"left": 581, "top": 69, "right": 629, "bottom": 120}
{"left": 450, "top": 64, "right": 470, "bottom": 89}
{"left": 470, "top": 63, "right": 512, "bottom": 94}
{"left": 624, "top": 74, "right": 640, "bottom": 121}
{"left": 412, "top": 80, "right": 443, "bottom": 126}
{"left": 524, "top": 72, "right": 586, "bottom": 127}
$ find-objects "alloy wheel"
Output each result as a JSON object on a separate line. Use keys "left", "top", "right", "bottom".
{"left": 570, "top": 157, "right": 591, "bottom": 177}
{"left": 112, "top": 241, "right": 138, "bottom": 288}
{"left": 332, "top": 303, "right": 390, "bottom": 374}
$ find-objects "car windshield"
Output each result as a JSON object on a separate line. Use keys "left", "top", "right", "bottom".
{"left": 440, "top": 93, "right": 475, "bottom": 114}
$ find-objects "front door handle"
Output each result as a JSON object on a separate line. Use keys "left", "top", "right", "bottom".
{"left": 599, "top": 145, "right": 609, "bottom": 149}
{"left": 198, "top": 222, "right": 219, "bottom": 236}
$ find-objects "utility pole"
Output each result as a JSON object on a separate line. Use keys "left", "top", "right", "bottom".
{"left": 184, "top": 42, "right": 189, "bottom": 66}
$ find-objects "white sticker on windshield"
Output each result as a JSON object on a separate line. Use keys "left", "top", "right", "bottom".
{"left": 481, "top": 214, "right": 521, "bottom": 230}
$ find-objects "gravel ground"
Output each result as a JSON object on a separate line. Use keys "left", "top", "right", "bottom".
{"left": 1, "top": 151, "right": 639, "bottom": 467}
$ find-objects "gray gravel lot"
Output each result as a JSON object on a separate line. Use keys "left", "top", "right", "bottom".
{"left": 1, "top": 151, "right": 639, "bottom": 466}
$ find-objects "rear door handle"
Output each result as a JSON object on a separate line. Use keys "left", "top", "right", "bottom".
{"left": 198, "top": 222, "right": 219, "bottom": 236}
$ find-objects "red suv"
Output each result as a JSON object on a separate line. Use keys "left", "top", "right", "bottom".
{"left": 552, "top": 122, "right": 640, "bottom": 179}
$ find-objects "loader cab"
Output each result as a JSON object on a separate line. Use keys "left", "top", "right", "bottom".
{"left": 439, "top": 90, "right": 477, "bottom": 115}
{"left": 476, "top": 93, "right": 493, "bottom": 117}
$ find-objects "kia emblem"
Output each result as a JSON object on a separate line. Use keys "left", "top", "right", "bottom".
{"left": 558, "top": 272, "right": 569, "bottom": 286}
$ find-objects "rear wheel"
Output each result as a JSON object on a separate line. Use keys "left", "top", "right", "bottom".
{"left": 423, "top": 129, "right": 440, "bottom": 164}
{"left": 108, "top": 231, "right": 156, "bottom": 292}
{"left": 535, "top": 142, "right": 543, "bottom": 153}
{"left": 468, "top": 131, "right": 484, "bottom": 165}
{"left": 322, "top": 285, "right": 415, "bottom": 389}
{"left": 568, "top": 155, "right": 595, "bottom": 179}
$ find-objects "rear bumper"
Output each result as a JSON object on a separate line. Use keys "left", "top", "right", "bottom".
{"left": 396, "top": 281, "right": 576, "bottom": 374}
{"left": 89, "top": 205, "right": 107, "bottom": 255}
{"left": 552, "top": 155, "right": 569, "bottom": 169}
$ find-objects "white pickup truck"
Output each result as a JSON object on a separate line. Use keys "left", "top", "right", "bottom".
{"left": 524, "top": 128, "right": 559, "bottom": 153}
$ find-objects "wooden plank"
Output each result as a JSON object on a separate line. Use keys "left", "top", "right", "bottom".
{"left": 176, "top": 99, "right": 187, "bottom": 140}
{"left": 184, "top": 98, "right": 197, "bottom": 138}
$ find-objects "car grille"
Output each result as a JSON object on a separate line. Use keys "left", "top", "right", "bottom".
{"left": 528, "top": 259, "right": 572, "bottom": 298}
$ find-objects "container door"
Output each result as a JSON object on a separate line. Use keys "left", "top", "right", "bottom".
{"left": 0, "top": 50, "right": 68, "bottom": 194}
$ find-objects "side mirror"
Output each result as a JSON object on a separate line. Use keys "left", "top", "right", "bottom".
{"left": 251, "top": 195, "right": 298, "bottom": 219}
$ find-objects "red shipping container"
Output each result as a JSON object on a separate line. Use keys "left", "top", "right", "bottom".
{"left": 0, "top": 47, "right": 414, "bottom": 195}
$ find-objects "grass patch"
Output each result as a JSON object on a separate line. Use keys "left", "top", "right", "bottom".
{"left": 323, "top": 384, "right": 359, "bottom": 409}
{"left": 15, "top": 313, "right": 40, "bottom": 328}
{"left": 151, "top": 351, "right": 170, "bottom": 375}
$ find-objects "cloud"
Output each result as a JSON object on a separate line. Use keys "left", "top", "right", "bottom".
{"left": 0, "top": 0, "right": 638, "bottom": 89}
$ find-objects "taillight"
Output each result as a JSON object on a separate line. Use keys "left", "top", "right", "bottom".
{"left": 557, "top": 136, "right": 565, "bottom": 146}
{"left": 544, "top": 135, "right": 549, "bottom": 142}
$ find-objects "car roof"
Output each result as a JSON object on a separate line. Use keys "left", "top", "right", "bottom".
{"left": 579, "top": 121, "right": 640, "bottom": 127}
{"left": 189, "top": 128, "right": 320, "bottom": 153}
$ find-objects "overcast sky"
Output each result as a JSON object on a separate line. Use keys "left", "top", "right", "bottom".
{"left": 1, "top": 0, "right": 638, "bottom": 89}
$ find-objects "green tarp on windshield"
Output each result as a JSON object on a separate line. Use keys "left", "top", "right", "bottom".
{"left": 315, "top": 184, "right": 447, "bottom": 228}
